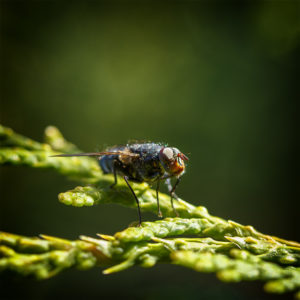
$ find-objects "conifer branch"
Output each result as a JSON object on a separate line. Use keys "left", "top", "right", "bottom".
{"left": 0, "top": 124, "right": 299, "bottom": 298}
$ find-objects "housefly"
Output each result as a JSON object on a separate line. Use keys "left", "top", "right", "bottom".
{"left": 52, "top": 143, "right": 189, "bottom": 226}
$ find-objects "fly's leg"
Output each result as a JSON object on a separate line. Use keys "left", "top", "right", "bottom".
{"left": 124, "top": 176, "right": 142, "bottom": 226}
{"left": 165, "top": 178, "right": 181, "bottom": 217}
{"left": 156, "top": 179, "right": 162, "bottom": 218}
{"left": 170, "top": 178, "right": 181, "bottom": 217}
{"left": 165, "top": 178, "right": 179, "bottom": 199}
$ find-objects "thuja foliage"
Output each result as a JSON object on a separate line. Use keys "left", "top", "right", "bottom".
{"left": 0, "top": 124, "right": 299, "bottom": 298}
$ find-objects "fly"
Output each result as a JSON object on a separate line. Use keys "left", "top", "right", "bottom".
{"left": 51, "top": 143, "right": 189, "bottom": 226}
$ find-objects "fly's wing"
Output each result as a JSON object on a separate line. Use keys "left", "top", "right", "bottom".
{"left": 50, "top": 151, "right": 140, "bottom": 158}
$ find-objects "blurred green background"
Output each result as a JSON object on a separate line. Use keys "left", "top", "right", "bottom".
{"left": 0, "top": 1, "right": 299, "bottom": 299}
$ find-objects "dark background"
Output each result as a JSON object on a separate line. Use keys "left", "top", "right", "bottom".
{"left": 0, "top": 1, "right": 299, "bottom": 299}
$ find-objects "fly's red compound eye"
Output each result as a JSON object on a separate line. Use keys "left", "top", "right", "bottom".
{"left": 159, "top": 147, "right": 174, "bottom": 161}
{"left": 158, "top": 147, "right": 174, "bottom": 171}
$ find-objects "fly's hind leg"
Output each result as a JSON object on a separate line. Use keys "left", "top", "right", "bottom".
{"left": 124, "top": 176, "right": 142, "bottom": 226}
{"left": 165, "top": 178, "right": 181, "bottom": 217}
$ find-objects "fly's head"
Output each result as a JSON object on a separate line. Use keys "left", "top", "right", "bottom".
{"left": 158, "top": 147, "right": 189, "bottom": 177}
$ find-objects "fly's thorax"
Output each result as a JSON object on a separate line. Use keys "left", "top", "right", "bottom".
{"left": 158, "top": 147, "right": 188, "bottom": 176}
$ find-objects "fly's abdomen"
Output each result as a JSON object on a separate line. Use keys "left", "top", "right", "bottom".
{"left": 99, "top": 155, "right": 116, "bottom": 174}
{"left": 99, "top": 146, "right": 126, "bottom": 174}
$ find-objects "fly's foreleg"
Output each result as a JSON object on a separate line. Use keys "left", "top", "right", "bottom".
{"left": 124, "top": 176, "right": 142, "bottom": 226}
{"left": 165, "top": 178, "right": 179, "bottom": 199}
{"left": 156, "top": 179, "right": 162, "bottom": 218}
{"left": 165, "top": 177, "right": 181, "bottom": 216}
